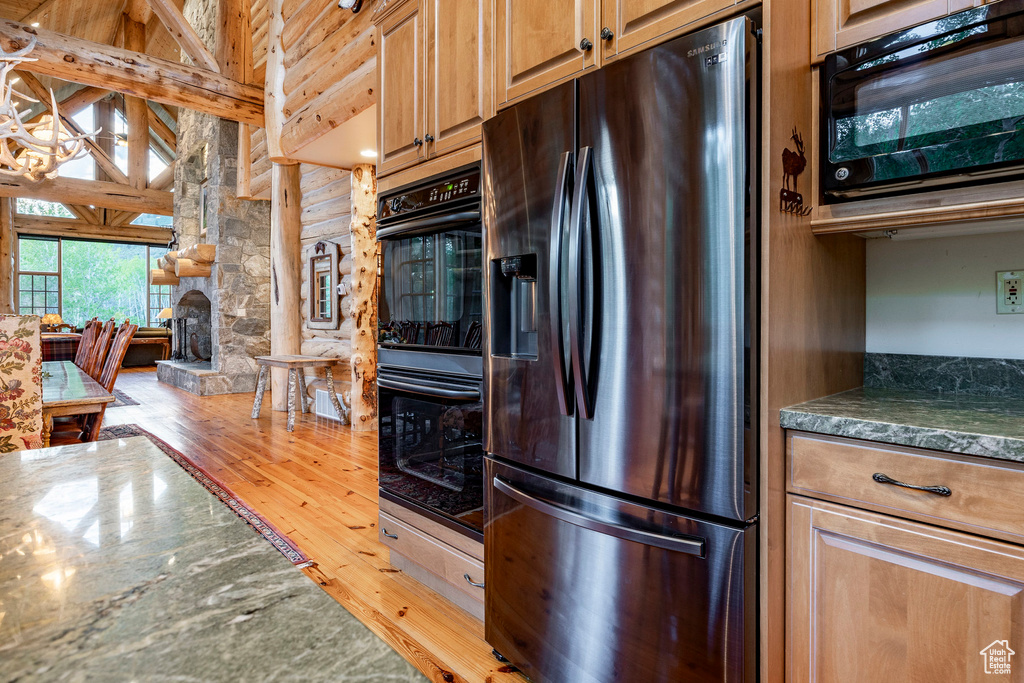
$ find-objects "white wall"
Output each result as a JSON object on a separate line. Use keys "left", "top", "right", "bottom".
{"left": 866, "top": 229, "right": 1024, "bottom": 360}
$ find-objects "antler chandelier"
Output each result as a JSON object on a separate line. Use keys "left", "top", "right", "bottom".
{"left": 0, "top": 37, "right": 89, "bottom": 181}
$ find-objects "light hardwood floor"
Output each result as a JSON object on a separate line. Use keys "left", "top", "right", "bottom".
{"left": 107, "top": 368, "right": 520, "bottom": 683}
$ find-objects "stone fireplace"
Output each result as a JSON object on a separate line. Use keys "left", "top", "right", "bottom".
{"left": 156, "top": 102, "right": 271, "bottom": 395}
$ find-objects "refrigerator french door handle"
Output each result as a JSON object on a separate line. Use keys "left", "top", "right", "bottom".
{"left": 568, "top": 146, "right": 594, "bottom": 419}
{"left": 549, "top": 151, "right": 574, "bottom": 416}
{"left": 494, "top": 476, "right": 706, "bottom": 557}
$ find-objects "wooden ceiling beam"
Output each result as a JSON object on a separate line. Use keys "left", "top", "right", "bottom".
{"left": 23, "top": 85, "right": 108, "bottom": 126}
{"left": 126, "top": 0, "right": 153, "bottom": 26}
{"left": 15, "top": 70, "right": 130, "bottom": 185}
{"left": 0, "top": 19, "right": 264, "bottom": 126}
{"left": 145, "top": 0, "right": 220, "bottom": 72}
{"left": 216, "top": 0, "right": 250, "bottom": 81}
{"left": 0, "top": 175, "right": 173, "bottom": 214}
{"left": 149, "top": 159, "right": 175, "bottom": 191}
{"left": 66, "top": 204, "right": 101, "bottom": 224}
{"left": 14, "top": 215, "right": 172, "bottom": 244}
{"left": 123, "top": 16, "right": 149, "bottom": 190}
{"left": 147, "top": 105, "right": 176, "bottom": 150}
{"left": 108, "top": 210, "right": 142, "bottom": 226}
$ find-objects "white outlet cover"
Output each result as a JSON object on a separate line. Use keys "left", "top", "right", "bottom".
{"left": 996, "top": 270, "right": 1023, "bottom": 315}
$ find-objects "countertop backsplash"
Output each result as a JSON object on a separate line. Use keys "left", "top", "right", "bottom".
{"left": 864, "top": 353, "right": 1024, "bottom": 400}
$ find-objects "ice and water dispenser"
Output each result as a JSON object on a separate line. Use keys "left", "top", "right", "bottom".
{"left": 491, "top": 254, "right": 538, "bottom": 359}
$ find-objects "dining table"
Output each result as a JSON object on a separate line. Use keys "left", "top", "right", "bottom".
{"left": 41, "top": 360, "right": 114, "bottom": 447}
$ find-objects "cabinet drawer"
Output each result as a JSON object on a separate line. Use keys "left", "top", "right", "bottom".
{"left": 379, "top": 511, "right": 485, "bottom": 604}
{"left": 788, "top": 431, "right": 1024, "bottom": 542}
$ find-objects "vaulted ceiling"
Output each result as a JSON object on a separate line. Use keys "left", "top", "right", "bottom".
{"left": 0, "top": 0, "right": 184, "bottom": 106}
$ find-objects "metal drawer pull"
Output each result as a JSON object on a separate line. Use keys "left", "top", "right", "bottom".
{"left": 872, "top": 472, "right": 952, "bottom": 497}
{"left": 464, "top": 573, "right": 484, "bottom": 589}
{"left": 382, "top": 528, "right": 399, "bottom": 539}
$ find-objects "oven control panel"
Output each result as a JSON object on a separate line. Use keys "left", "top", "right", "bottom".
{"left": 378, "top": 168, "right": 480, "bottom": 221}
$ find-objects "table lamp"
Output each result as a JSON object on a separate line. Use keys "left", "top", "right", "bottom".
{"left": 40, "top": 313, "right": 63, "bottom": 331}
{"left": 158, "top": 307, "right": 173, "bottom": 328}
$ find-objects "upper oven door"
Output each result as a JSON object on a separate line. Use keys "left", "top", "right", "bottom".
{"left": 378, "top": 224, "right": 484, "bottom": 353}
{"left": 823, "top": 0, "right": 1024, "bottom": 201}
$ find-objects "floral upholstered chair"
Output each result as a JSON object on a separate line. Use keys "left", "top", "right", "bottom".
{"left": 0, "top": 315, "right": 43, "bottom": 452}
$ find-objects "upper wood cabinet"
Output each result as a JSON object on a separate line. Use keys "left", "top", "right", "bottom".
{"left": 426, "top": 0, "right": 492, "bottom": 159}
{"left": 495, "top": 0, "right": 599, "bottom": 105}
{"left": 376, "top": 0, "right": 492, "bottom": 177}
{"left": 495, "top": 0, "right": 744, "bottom": 106}
{"left": 378, "top": 1, "right": 426, "bottom": 176}
{"left": 600, "top": 0, "right": 740, "bottom": 60}
{"left": 789, "top": 496, "right": 1024, "bottom": 683}
{"left": 812, "top": 0, "right": 983, "bottom": 61}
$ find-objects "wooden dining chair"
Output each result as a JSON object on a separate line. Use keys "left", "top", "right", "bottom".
{"left": 83, "top": 319, "right": 115, "bottom": 380}
{"left": 0, "top": 314, "right": 43, "bottom": 452}
{"left": 426, "top": 321, "right": 454, "bottom": 346}
{"left": 52, "top": 321, "right": 138, "bottom": 445}
{"left": 73, "top": 318, "right": 100, "bottom": 368}
{"left": 463, "top": 320, "right": 482, "bottom": 349}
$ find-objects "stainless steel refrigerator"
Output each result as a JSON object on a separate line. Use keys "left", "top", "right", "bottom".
{"left": 482, "top": 12, "right": 759, "bottom": 683}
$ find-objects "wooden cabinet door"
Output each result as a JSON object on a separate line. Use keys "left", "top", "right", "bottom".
{"left": 789, "top": 496, "right": 1024, "bottom": 683}
{"left": 425, "top": 0, "right": 492, "bottom": 158}
{"left": 600, "top": 0, "right": 738, "bottom": 61}
{"left": 812, "top": 0, "right": 964, "bottom": 61}
{"left": 495, "top": 0, "right": 598, "bottom": 106}
{"left": 378, "top": 0, "right": 426, "bottom": 176}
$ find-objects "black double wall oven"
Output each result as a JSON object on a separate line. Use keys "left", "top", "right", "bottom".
{"left": 376, "top": 164, "right": 485, "bottom": 540}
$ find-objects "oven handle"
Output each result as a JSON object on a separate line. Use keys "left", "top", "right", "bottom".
{"left": 376, "top": 210, "right": 481, "bottom": 240}
{"left": 377, "top": 377, "right": 481, "bottom": 401}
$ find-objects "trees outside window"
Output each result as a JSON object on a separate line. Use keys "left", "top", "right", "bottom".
{"left": 16, "top": 237, "right": 167, "bottom": 328}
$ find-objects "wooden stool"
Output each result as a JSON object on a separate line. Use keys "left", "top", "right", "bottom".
{"left": 251, "top": 355, "right": 349, "bottom": 432}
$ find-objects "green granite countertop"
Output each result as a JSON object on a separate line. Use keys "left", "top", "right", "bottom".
{"left": 0, "top": 436, "right": 426, "bottom": 682}
{"left": 780, "top": 387, "right": 1024, "bottom": 462}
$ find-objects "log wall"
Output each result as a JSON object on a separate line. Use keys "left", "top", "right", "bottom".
{"left": 298, "top": 163, "right": 355, "bottom": 404}
{"left": 276, "top": 0, "right": 376, "bottom": 157}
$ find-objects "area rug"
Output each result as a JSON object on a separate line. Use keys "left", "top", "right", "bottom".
{"left": 98, "top": 423, "right": 311, "bottom": 566}
{"left": 110, "top": 389, "right": 140, "bottom": 408}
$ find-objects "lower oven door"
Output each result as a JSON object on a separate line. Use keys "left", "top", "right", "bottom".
{"left": 378, "top": 370, "right": 484, "bottom": 534}
{"left": 485, "top": 458, "right": 756, "bottom": 683}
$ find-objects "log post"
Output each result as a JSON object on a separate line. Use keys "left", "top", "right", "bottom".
{"left": 123, "top": 16, "right": 150, "bottom": 190}
{"left": 349, "top": 163, "right": 377, "bottom": 431}
{"left": 0, "top": 197, "right": 13, "bottom": 314}
{"left": 270, "top": 162, "right": 303, "bottom": 411}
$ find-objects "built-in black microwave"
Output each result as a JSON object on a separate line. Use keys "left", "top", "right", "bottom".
{"left": 821, "top": 0, "right": 1024, "bottom": 202}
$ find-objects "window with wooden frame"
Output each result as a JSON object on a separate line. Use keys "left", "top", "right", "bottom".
{"left": 308, "top": 241, "right": 339, "bottom": 330}
{"left": 17, "top": 237, "right": 60, "bottom": 318}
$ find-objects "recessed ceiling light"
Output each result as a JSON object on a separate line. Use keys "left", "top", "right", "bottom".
{"left": 360, "top": 149, "right": 377, "bottom": 158}
{"left": 338, "top": 0, "right": 363, "bottom": 11}
{"left": 30, "top": 22, "right": 39, "bottom": 27}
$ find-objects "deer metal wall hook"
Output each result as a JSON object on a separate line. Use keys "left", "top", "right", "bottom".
{"left": 780, "top": 127, "right": 812, "bottom": 217}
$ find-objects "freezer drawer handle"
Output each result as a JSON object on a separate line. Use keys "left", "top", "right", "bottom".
{"left": 463, "top": 573, "right": 485, "bottom": 588}
{"left": 494, "top": 477, "right": 706, "bottom": 558}
{"left": 377, "top": 377, "right": 481, "bottom": 400}
{"left": 382, "top": 528, "right": 399, "bottom": 539}
{"left": 872, "top": 472, "right": 952, "bottom": 497}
